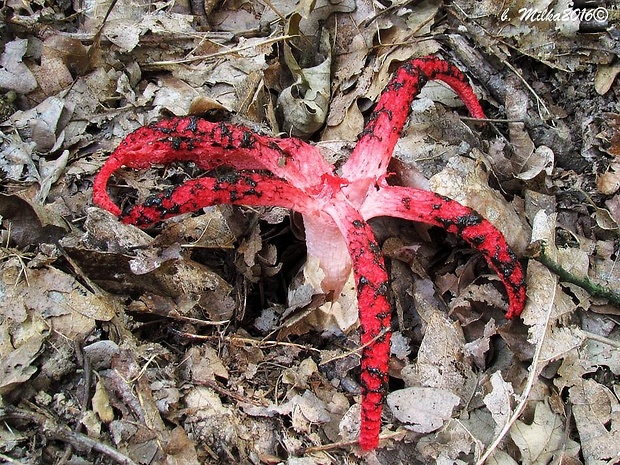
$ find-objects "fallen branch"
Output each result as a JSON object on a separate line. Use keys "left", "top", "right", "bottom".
{"left": 526, "top": 240, "right": 620, "bottom": 306}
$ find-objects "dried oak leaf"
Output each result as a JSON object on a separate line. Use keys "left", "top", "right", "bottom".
{"left": 511, "top": 400, "right": 580, "bottom": 465}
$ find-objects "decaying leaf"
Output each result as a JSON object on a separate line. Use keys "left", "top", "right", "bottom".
{"left": 569, "top": 379, "right": 619, "bottom": 465}
{"left": 10, "top": 95, "right": 73, "bottom": 152}
{"left": 0, "top": 194, "right": 68, "bottom": 247}
{"left": 511, "top": 400, "right": 580, "bottom": 465}
{"left": 404, "top": 311, "right": 477, "bottom": 401}
{"left": 282, "top": 357, "right": 318, "bottom": 389}
{"left": 483, "top": 371, "right": 515, "bottom": 434}
{"left": 0, "top": 38, "right": 38, "bottom": 94}
{"left": 277, "top": 26, "right": 331, "bottom": 138}
{"left": 387, "top": 387, "right": 460, "bottom": 433}
{"left": 451, "top": 0, "right": 615, "bottom": 71}
{"left": 288, "top": 391, "right": 332, "bottom": 434}
{"left": 0, "top": 312, "right": 48, "bottom": 395}
{"left": 184, "top": 345, "right": 230, "bottom": 383}
{"left": 92, "top": 379, "right": 115, "bottom": 423}
{"left": 594, "top": 62, "right": 620, "bottom": 95}
{"left": 597, "top": 160, "right": 620, "bottom": 196}
{"left": 0, "top": 132, "right": 37, "bottom": 181}
{"left": 0, "top": 261, "right": 115, "bottom": 341}
{"left": 152, "top": 206, "right": 237, "bottom": 249}
{"left": 416, "top": 417, "right": 482, "bottom": 463}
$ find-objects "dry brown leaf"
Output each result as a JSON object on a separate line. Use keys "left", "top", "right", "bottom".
{"left": 0, "top": 311, "right": 48, "bottom": 395}
{"left": 485, "top": 450, "right": 519, "bottom": 465}
{"left": 84, "top": 207, "right": 152, "bottom": 252}
{"left": 184, "top": 345, "right": 230, "bottom": 383}
{"left": 30, "top": 35, "right": 83, "bottom": 96}
{"left": 289, "top": 391, "right": 331, "bottom": 434}
{"left": 569, "top": 379, "right": 620, "bottom": 465}
{"left": 257, "top": 0, "right": 355, "bottom": 38}
{"left": 597, "top": 161, "right": 620, "bottom": 195}
{"left": 36, "top": 149, "right": 70, "bottom": 203}
{"left": 452, "top": 282, "right": 511, "bottom": 315}
{"left": 152, "top": 75, "right": 201, "bottom": 116}
{"left": 594, "top": 62, "right": 620, "bottom": 95}
{"left": 10, "top": 95, "right": 72, "bottom": 152}
{"left": 84, "top": 340, "right": 120, "bottom": 371}
{"left": 0, "top": 132, "right": 37, "bottom": 181}
{"left": 324, "top": 0, "right": 440, "bottom": 142}
{"left": 516, "top": 145, "right": 555, "bottom": 181}
{"left": 605, "top": 195, "right": 620, "bottom": 229}
{"left": 453, "top": 0, "right": 613, "bottom": 71}
{"left": 405, "top": 311, "right": 477, "bottom": 400}
{"left": 390, "top": 331, "right": 412, "bottom": 360}
{"left": 93, "top": 378, "right": 115, "bottom": 423}
{"left": 524, "top": 211, "right": 584, "bottom": 363}
{"left": 162, "top": 426, "right": 201, "bottom": 464}
{"left": 282, "top": 357, "right": 318, "bottom": 389}
{"left": 416, "top": 418, "right": 482, "bottom": 463}
{"left": 510, "top": 400, "right": 580, "bottom": 465}
{"left": 104, "top": 20, "right": 142, "bottom": 52}
{"left": 153, "top": 207, "right": 237, "bottom": 249}
{"left": 0, "top": 194, "right": 68, "bottom": 247}
{"left": 238, "top": 223, "right": 263, "bottom": 270}
{"left": 0, "top": 263, "right": 115, "bottom": 340}
{"left": 387, "top": 387, "right": 460, "bottom": 433}
{"left": 583, "top": 338, "right": 620, "bottom": 376}
{"left": 463, "top": 318, "right": 497, "bottom": 369}
{"left": 278, "top": 27, "right": 331, "bottom": 138}
{"left": 185, "top": 386, "right": 231, "bottom": 418}
{"left": 483, "top": 371, "right": 515, "bottom": 434}
{"left": 505, "top": 77, "right": 537, "bottom": 170}
{"left": 598, "top": 114, "right": 620, "bottom": 157}
{"left": 0, "top": 38, "right": 38, "bottom": 94}
{"left": 76, "top": 410, "right": 100, "bottom": 438}
{"left": 78, "top": 208, "right": 236, "bottom": 321}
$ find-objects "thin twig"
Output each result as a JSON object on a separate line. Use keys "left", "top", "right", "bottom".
{"left": 319, "top": 328, "right": 389, "bottom": 365}
{"left": 147, "top": 34, "right": 294, "bottom": 66}
{"left": 582, "top": 330, "right": 620, "bottom": 349}
{"left": 201, "top": 379, "right": 264, "bottom": 407}
{"left": 0, "top": 406, "right": 137, "bottom": 465}
{"left": 167, "top": 329, "right": 320, "bottom": 353}
{"left": 0, "top": 452, "right": 25, "bottom": 464}
{"left": 57, "top": 349, "right": 92, "bottom": 465}
{"left": 460, "top": 116, "right": 525, "bottom": 124}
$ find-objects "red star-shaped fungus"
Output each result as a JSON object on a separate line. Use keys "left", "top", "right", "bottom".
{"left": 93, "top": 56, "right": 526, "bottom": 451}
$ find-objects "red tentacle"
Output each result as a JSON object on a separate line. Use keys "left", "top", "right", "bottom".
{"left": 327, "top": 200, "right": 392, "bottom": 450}
{"left": 117, "top": 172, "right": 316, "bottom": 227}
{"left": 342, "top": 56, "right": 485, "bottom": 185}
{"left": 93, "top": 117, "right": 334, "bottom": 215}
{"left": 361, "top": 186, "right": 526, "bottom": 318}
